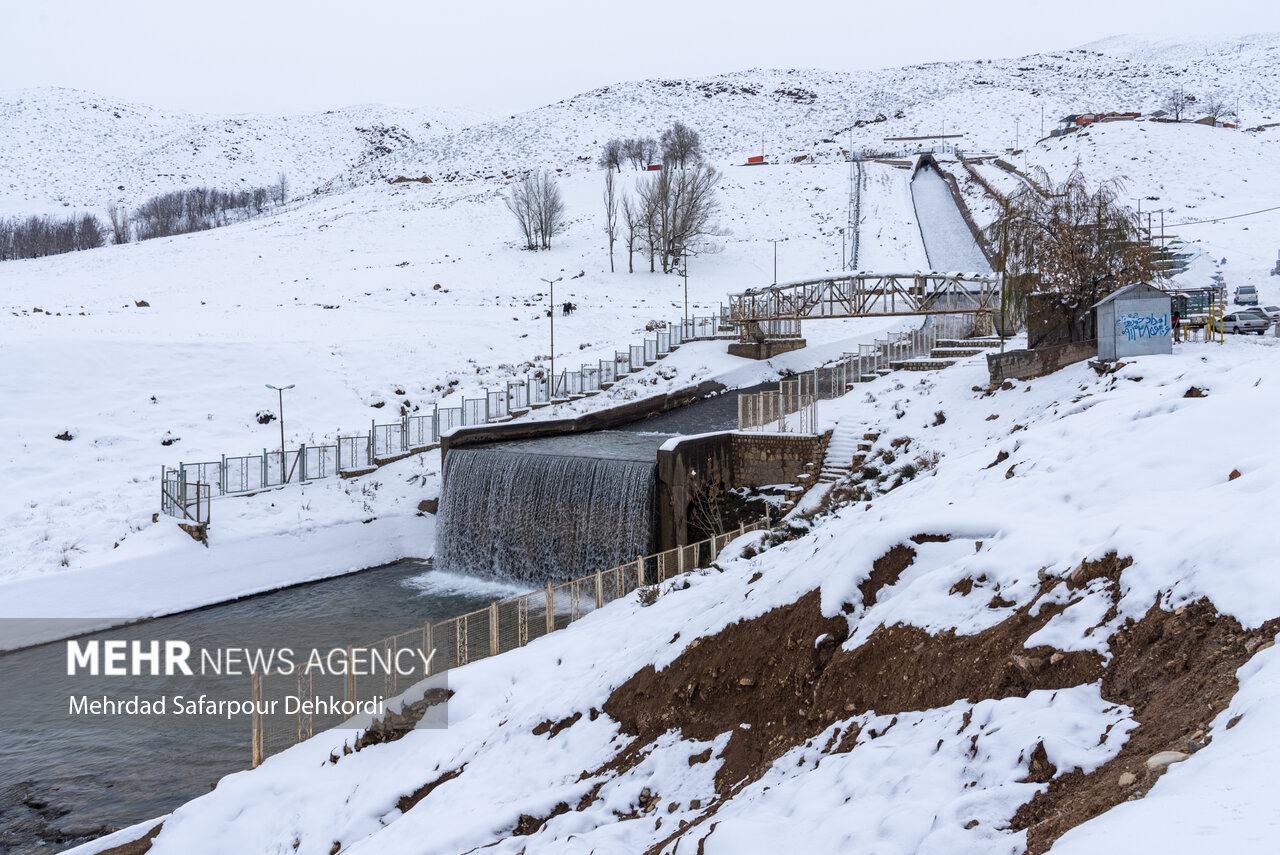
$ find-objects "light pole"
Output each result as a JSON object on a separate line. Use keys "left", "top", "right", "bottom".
{"left": 770, "top": 239, "right": 784, "bottom": 285}
{"left": 541, "top": 276, "right": 562, "bottom": 399}
{"left": 840, "top": 227, "right": 846, "bottom": 270}
{"left": 680, "top": 246, "right": 689, "bottom": 326}
{"left": 265, "top": 383, "right": 295, "bottom": 482}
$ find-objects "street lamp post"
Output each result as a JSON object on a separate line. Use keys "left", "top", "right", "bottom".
{"left": 541, "top": 276, "right": 562, "bottom": 399}
{"left": 770, "top": 239, "right": 784, "bottom": 285}
{"left": 265, "top": 383, "right": 295, "bottom": 482}
{"left": 681, "top": 246, "right": 689, "bottom": 326}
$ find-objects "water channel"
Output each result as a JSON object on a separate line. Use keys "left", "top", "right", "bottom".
{"left": 0, "top": 380, "right": 776, "bottom": 853}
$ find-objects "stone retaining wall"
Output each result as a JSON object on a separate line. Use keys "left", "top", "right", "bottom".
{"left": 656, "top": 431, "right": 830, "bottom": 548}
{"left": 986, "top": 340, "right": 1097, "bottom": 384}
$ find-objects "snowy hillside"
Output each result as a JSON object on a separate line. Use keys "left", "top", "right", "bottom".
{"left": 70, "top": 333, "right": 1280, "bottom": 855}
{"left": 344, "top": 35, "right": 1280, "bottom": 184}
{"left": 0, "top": 87, "right": 484, "bottom": 214}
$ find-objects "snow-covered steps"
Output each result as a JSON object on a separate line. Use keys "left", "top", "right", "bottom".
{"left": 818, "top": 422, "right": 864, "bottom": 483}
{"left": 891, "top": 358, "right": 957, "bottom": 371}
{"left": 935, "top": 337, "right": 1003, "bottom": 349}
{"left": 929, "top": 347, "right": 984, "bottom": 358}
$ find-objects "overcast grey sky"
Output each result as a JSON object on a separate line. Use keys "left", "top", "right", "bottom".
{"left": 2, "top": 0, "right": 1277, "bottom": 117}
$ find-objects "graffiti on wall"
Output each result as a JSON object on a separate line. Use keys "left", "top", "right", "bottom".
{"left": 1116, "top": 312, "right": 1171, "bottom": 342}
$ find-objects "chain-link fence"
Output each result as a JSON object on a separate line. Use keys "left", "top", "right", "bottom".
{"left": 249, "top": 518, "right": 771, "bottom": 766}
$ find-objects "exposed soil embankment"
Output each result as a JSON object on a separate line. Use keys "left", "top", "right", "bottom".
{"left": 600, "top": 546, "right": 1279, "bottom": 853}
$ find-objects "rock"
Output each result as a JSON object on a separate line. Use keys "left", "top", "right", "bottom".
{"left": 1049, "top": 652, "right": 1065, "bottom": 666}
{"left": 417, "top": 498, "right": 439, "bottom": 515}
{"left": 1145, "top": 751, "right": 1189, "bottom": 773}
{"left": 1229, "top": 469, "right": 1242, "bottom": 481}
{"left": 135, "top": 300, "right": 149, "bottom": 307}
{"left": 1118, "top": 771, "right": 1137, "bottom": 787}
{"left": 737, "top": 676, "right": 755, "bottom": 687}
{"left": 1245, "top": 636, "right": 1275, "bottom": 655}
{"left": 1011, "top": 653, "right": 1045, "bottom": 674}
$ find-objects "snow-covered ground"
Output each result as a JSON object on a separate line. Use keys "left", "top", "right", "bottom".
{"left": 69, "top": 330, "right": 1280, "bottom": 855}
{"left": 6, "top": 32, "right": 1280, "bottom": 853}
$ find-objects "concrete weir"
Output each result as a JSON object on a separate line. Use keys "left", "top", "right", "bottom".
{"left": 435, "top": 383, "right": 830, "bottom": 582}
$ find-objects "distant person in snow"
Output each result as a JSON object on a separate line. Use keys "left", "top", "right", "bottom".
{"left": 1172, "top": 311, "right": 1180, "bottom": 342}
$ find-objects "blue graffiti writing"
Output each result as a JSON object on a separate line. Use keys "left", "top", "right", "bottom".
{"left": 1116, "top": 312, "right": 1171, "bottom": 341}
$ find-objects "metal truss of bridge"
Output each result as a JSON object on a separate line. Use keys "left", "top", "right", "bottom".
{"left": 727, "top": 272, "right": 1002, "bottom": 339}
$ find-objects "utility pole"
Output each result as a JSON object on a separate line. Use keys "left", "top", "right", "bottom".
{"left": 841, "top": 227, "right": 846, "bottom": 271}
{"left": 1015, "top": 117, "right": 1020, "bottom": 150}
{"left": 770, "top": 239, "right": 783, "bottom": 285}
{"left": 1040, "top": 104, "right": 1044, "bottom": 137}
{"left": 265, "top": 384, "right": 295, "bottom": 482}
{"left": 541, "top": 276, "right": 562, "bottom": 398}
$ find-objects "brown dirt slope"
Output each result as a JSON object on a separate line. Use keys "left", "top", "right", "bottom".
{"left": 603, "top": 546, "right": 1279, "bottom": 853}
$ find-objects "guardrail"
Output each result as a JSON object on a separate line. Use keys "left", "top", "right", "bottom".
{"left": 248, "top": 517, "right": 772, "bottom": 765}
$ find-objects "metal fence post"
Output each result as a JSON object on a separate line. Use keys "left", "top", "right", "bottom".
{"left": 489, "top": 601, "right": 499, "bottom": 656}
{"left": 345, "top": 644, "right": 355, "bottom": 704}
{"left": 369, "top": 420, "right": 375, "bottom": 462}
{"left": 423, "top": 621, "right": 433, "bottom": 676}
{"left": 220, "top": 454, "right": 227, "bottom": 496}
{"left": 261, "top": 449, "right": 267, "bottom": 488}
{"left": 250, "top": 672, "right": 263, "bottom": 768}
{"left": 546, "top": 582, "right": 555, "bottom": 634}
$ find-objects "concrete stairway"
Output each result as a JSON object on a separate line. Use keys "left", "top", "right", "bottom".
{"left": 818, "top": 422, "right": 863, "bottom": 483}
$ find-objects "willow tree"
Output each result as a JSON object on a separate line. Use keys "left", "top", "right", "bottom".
{"left": 987, "top": 167, "right": 1152, "bottom": 341}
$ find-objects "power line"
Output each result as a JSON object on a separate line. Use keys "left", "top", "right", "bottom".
{"left": 1164, "top": 204, "right": 1280, "bottom": 227}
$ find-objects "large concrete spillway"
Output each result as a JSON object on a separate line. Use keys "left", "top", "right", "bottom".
{"left": 911, "top": 163, "right": 992, "bottom": 273}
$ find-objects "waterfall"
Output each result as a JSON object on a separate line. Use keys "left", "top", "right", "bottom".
{"left": 435, "top": 444, "right": 659, "bottom": 584}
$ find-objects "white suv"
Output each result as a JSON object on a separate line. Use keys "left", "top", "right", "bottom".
{"left": 1234, "top": 285, "right": 1259, "bottom": 305}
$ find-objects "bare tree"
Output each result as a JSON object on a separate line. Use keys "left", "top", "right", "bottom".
{"left": 621, "top": 191, "right": 639, "bottom": 273}
{"left": 504, "top": 176, "right": 537, "bottom": 250}
{"left": 107, "top": 205, "right": 130, "bottom": 245}
{"left": 1160, "top": 88, "right": 1192, "bottom": 121}
{"left": 623, "top": 137, "right": 660, "bottom": 169}
{"left": 505, "top": 172, "right": 567, "bottom": 251}
{"left": 534, "top": 171, "right": 566, "bottom": 250}
{"left": 660, "top": 122, "right": 702, "bottom": 169}
{"left": 1201, "top": 91, "right": 1234, "bottom": 125}
{"left": 639, "top": 137, "right": 659, "bottom": 168}
{"left": 603, "top": 169, "right": 618, "bottom": 272}
{"left": 987, "top": 166, "right": 1153, "bottom": 339}
{"left": 277, "top": 172, "right": 290, "bottom": 205}
{"left": 634, "top": 164, "right": 722, "bottom": 273}
{"left": 598, "top": 138, "right": 624, "bottom": 173}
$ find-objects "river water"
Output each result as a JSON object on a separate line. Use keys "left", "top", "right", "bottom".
{"left": 0, "top": 561, "right": 524, "bottom": 854}
{"left": 0, "top": 380, "right": 778, "bottom": 853}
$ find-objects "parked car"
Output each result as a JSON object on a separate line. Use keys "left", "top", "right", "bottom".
{"left": 1234, "top": 285, "right": 1259, "bottom": 305}
{"left": 1251, "top": 305, "right": 1280, "bottom": 323}
{"left": 1216, "top": 312, "right": 1270, "bottom": 335}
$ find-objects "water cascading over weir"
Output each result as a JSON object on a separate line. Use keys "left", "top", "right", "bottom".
{"left": 435, "top": 432, "right": 672, "bottom": 584}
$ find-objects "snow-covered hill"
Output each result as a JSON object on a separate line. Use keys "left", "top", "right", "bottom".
{"left": 343, "top": 34, "right": 1280, "bottom": 183}
{"left": 0, "top": 87, "right": 484, "bottom": 214}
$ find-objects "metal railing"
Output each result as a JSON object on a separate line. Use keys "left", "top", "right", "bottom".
{"left": 249, "top": 517, "right": 772, "bottom": 766}
{"left": 737, "top": 381, "right": 819, "bottom": 434}
{"left": 160, "top": 471, "right": 211, "bottom": 525}
{"left": 161, "top": 314, "right": 734, "bottom": 521}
